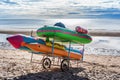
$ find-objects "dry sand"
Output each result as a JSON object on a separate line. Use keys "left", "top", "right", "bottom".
{"left": 0, "top": 49, "right": 120, "bottom": 80}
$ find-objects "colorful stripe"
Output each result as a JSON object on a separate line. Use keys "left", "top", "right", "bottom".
{"left": 37, "top": 30, "right": 92, "bottom": 40}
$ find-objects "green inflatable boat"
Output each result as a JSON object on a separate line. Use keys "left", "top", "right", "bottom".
{"left": 37, "top": 25, "right": 92, "bottom": 44}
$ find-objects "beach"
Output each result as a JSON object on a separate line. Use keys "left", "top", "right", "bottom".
{"left": 0, "top": 49, "right": 120, "bottom": 80}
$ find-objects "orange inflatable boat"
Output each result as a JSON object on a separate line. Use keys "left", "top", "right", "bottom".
{"left": 21, "top": 42, "right": 82, "bottom": 60}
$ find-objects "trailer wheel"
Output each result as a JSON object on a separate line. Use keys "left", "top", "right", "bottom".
{"left": 60, "top": 59, "right": 70, "bottom": 72}
{"left": 42, "top": 58, "right": 51, "bottom": 69}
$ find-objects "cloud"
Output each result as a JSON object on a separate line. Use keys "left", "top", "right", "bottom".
{"left": 0, "top": 0, "right": 18, "bottom": 5}
{"left": 0, "top": 0, "right": 120, "bottom": 19}
{"left": 102, "top": 1, "right": 114, "bottom": 3}
{"left": 23, "top": 0, "right": 49, "bottom": 2}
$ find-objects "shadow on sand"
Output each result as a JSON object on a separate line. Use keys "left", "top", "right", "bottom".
{"left": 13, "top": 67, "right": 89, "bottom": 80}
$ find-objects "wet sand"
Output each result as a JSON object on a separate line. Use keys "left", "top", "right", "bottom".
{"left": 0, "top": 49, "right": 120, "bottom": 80}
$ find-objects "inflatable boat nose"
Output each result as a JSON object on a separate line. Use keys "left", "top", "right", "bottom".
{"left": 7, "top": 35, "right": 23, "bottom": 48}
{"left": 6, "top": 38, "right": 8, "bottom": 40}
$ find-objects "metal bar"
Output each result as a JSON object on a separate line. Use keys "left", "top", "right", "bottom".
{"left": 52, "top": 37, "right": 55, "bottom": 65}
{"left": 52, "top": 37, "right": 55, "bottom": 55}
{"left": 31, "top": 30, "right": 33, "bottom": 37}
{"left": 30, "top": 30, "right": 33, "bottom": 63}
{"left": 77, "top": 60, "right": 78, "bottom": 68}
{"left": 68, "top": 41, "right": 71, "bottom": 58}
{"left": 67, "top": 41, "right": 71, "bottom": 68}
{"left": 57, "top": 57, "right": 59, "bottom": 65}
{"left": 30, "top": 52, "right": 33, "bottom": 63}
{"left": 82, "top": 45, "right": 85, "bottom": 61}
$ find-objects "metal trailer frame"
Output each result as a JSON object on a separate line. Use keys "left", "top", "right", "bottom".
{"left": 30, "top": 36, "right": 85, "bottom": 72}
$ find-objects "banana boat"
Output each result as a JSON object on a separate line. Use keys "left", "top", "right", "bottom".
{"left": 37, "top": 25, "right": 92, "bottom": 44}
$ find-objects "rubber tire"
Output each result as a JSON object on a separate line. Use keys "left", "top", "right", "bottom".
{"left": 60, "top": 59, "right": 70, "bottom": 72}
{"left": 42, "top": 58, "right": 51, "bottom": 69}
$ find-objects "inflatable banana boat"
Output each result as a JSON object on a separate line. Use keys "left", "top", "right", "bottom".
{"left": 37, "top": 25, "right": 92, "bottom": 44}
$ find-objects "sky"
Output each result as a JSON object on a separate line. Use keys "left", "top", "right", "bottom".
{"left": 0, "top": 0, "right": 120, "bottom": 19}
{"left": 0, "top": 0, "right": 120, "bottom": 30}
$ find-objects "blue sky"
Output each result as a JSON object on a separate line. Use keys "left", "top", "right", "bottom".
{"left": 0, "top": 0, "right": 120, "bottom": 19}
{"left": 0, "top": 0, "right": 120, "bottom": 30}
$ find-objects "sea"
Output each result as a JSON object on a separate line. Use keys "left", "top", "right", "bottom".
{"left": 0, "top": 19, "right": 120, "bottom": 56}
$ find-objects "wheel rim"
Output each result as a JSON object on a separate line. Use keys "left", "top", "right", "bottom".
{"left": 61, "top": 59, "right": 69, "bottom": 72}
{"left": 42, "top": 58, "right": 51, "bottom": 69}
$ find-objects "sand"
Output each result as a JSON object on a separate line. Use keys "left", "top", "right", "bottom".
{"left": 0, "top": 49, "right": 120, "bottom": 80}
